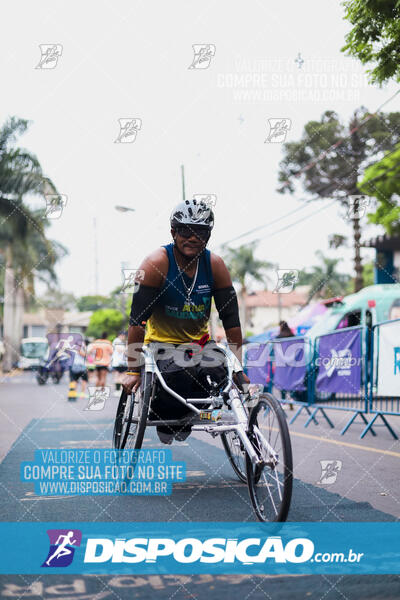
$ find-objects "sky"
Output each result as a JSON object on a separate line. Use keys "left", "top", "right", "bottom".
{"left": 2, "top": 0, "right": 399, "bottom": 297}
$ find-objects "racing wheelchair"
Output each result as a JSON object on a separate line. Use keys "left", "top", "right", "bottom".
{"left": 113, "top": 343, "right": 293, "bottom": 522}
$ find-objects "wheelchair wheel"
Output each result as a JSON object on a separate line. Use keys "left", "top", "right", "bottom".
{"left": 113, "top": 389, "right": 132, "bottom": 450}
{"left": 221, "top": 431, "right": 247, "bottom": 483}
{"left": 122, "top": 372, "right": 154, "bottom": 450}
{"left": 246, "top": 393, "right": 293, "bottom": 522}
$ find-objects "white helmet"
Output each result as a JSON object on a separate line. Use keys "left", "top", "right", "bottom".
{"left": 170, "top": 198, "right": 214, "bottom": 230}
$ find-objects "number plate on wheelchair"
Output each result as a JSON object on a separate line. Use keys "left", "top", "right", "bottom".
{"left": 199, "top": 410, "right": 222, "bottom": 422}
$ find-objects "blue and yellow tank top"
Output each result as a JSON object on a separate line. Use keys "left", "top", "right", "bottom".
{"left": 144, "top": 243, "right": 213, "bottom": 344}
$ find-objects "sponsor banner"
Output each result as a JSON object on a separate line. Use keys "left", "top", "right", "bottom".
{"left": 20, "top": 449, "right": 185, "bottom": 496}
{"left": 244, "top": 343, "right": 271, "bottom": 385}
{"left": 376, "top": 320, "right": 400, "bottom": 397}
{"left": 273, "top": 339, "right": 307, "bottom": 391}
{"left": 0, "top": 522, "right": 399, "bottom": 574}
{"left": 316, "top": 329, "right": 362, "bottom": 394}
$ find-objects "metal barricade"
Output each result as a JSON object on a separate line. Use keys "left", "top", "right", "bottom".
{"left": 244, "top": 322, "right": 399, "bottom": 439}
{"left": 363, "top": 318, "right": 400, "bottom": 440}
{"left": 266, "top": 336, "right": 323, "bottom": 427}
{"left": 311, "top": 326, "right": 368, "bottom": 436}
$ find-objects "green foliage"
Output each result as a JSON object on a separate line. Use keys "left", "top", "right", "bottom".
{"left": 86, "top": 309, "right": 124, "bottom": 339}
{"left": 329, "top": 234, "right": 348, "bottom": 249}
{"left": 76, "top": 295, "right": 111, "bottom": 312}
{"left": 222, "top": 241, "right": 275, "bottom": 291}
{"left": 297, "top": 251, "right": 351, "bottom": 302}
{"left": 342, "top": 0, "right": 400, "bottom": 85}
{"left": 278, "top": 108, "right": 400, "bottom": 199}
{"left": 344, "top": 262, "right": 375, "bottom": 294}
{"left": 362, "top": 262, "right": 375, "bottom": 287}
{"left": 0, "top": 116, "right": 65, "bottom": 302}
{"left": 359, "top": 144, "right": 400, "bottom": 234}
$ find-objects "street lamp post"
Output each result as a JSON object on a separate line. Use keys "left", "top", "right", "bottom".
{"left": 115, "top": 206, "right": 136, "bottom": 326}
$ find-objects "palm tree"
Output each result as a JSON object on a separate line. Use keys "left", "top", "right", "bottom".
{"left": 0, "top": 117, "right": 59, "bottom": 371}
{"left": 297, "top": 250, "right": 351, "bottom": 304}
{"left": 223, "top": 241, "right": 275, "bottom": 333}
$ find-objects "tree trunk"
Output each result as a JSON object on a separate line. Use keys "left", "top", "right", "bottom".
{"left": 13, "top": 284, "right": 25, "bottom": 362}
{"left": 351, "top": 195, "right": 363, "bottom": 292}
{"left": 3, "top": 245, "right": 17, "bottom": 372}
{"left": 349, "top": 113, "right": 364, "bottom": 293}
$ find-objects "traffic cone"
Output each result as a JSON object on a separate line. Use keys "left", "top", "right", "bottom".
{"left": 68, "top": 381, "right": 78, "bottom": 401}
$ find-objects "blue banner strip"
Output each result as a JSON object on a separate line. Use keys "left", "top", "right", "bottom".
{"left": 1, "top": 522, "right": 399, "bottom": 574}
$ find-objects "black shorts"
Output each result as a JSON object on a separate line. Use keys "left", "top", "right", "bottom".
{"left": 113, "top": 366, "right": 127, "bottom": 373}
{"left": 70, "top": 370, "right": 88, "bottom": 382}
{"left": 95, "top": 366, "right": 109, "bottom": 372}
{"left": 147, "top": 341, "right": 228, "bottom": 426}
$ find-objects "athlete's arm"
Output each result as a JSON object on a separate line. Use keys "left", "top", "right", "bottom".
{"left": 210, "top": 254, "right": 245, "bottom": 367}
{"left": 124, "top": 248, "right": 168, "bottom": 393}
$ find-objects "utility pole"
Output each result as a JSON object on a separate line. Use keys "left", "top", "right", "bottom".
{"left": 349, "top": 111, "right": 365, "bottom": 293}
{"left": 93, "top": 216, "right": 99, "bottom": 295}
{"left": 181, "top": 165, "right": 186, "bottom": 201}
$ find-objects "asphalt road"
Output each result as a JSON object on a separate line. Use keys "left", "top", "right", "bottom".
{"left": 0, "top": 371, "right": 399, "bottom": 599}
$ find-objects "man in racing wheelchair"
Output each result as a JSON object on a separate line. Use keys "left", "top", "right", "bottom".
{"left": 122, "top": 198, "right": 250, "bottom": 444}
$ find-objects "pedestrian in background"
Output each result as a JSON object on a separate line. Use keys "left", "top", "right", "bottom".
{"left": 276, "top": 320, "right": 294, "bottom": 339}
{"left": 111, "top": 331, "right": 128, "bottom": 397}
{"left": 87, "top": 333, "right": 113, "bottom": 388}
{"left": 69, "top": 341, "right": 88, "bottom": 398}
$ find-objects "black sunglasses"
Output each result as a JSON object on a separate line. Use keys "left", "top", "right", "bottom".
{"left": 175, "top": 226, "right": 210, "bottom": 241}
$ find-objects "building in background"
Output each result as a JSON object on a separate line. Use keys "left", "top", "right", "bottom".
{"left": 363, "top": 234, "right": 400, "bottom": 284}
{"left": 210, "top": 288, "right": 309, "bottom": 340}
{"left": 20, "top": 310, "right": 92, "bottom": 339}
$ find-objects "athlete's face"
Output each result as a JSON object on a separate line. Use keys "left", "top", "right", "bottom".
{"left": 172, "top": 226, "right": 209, "bottom": 259}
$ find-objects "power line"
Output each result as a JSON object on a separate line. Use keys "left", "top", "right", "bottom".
{"left": 253, "top": 200, "right": 337, "bottom": 242}
{"left": 215, "top": 203, "right": 310, "bottom": 248}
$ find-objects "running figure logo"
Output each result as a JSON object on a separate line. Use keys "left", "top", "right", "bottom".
{"left": 121, "top": 269, "right": 145, "bottom": 294}
{"left": 273, "top": 269, "right": 299, "bottom": 293}
{"left": 193, "top": 194, "right": 217, "bottom": 208}
{"left": 188, "top": 44, "right": 216, "bottom": 69}
{"left": 114, "top": 118, "right": 142, "bottom": 143}
{"left": 317, "top": 460, "right": 342, "bottom": 485}
{"left": 44, "top": 194, "right": 67, "bottom": 219}
{"left": 35, "top": 44, "right": 63, "bottom": 69}
{"left": 42, "top": 529, "right": 82, "bottom": 567}
{"left": 85, "top": 386, "right": 110, "bottom": 411}
{"left": 347, "top": 195, "right": 370, "bottom": 219}
{"left": 46, "top": 333, "right": 83, "bottom": 369}
{"left": 265, "top": 119, "right": 291, "bottom": 143}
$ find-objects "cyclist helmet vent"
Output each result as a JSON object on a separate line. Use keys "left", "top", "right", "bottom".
{"left": 170, "top": 198, "right": 214, "bottom": 230}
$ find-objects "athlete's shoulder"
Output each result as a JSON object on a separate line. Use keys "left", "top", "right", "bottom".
{"left": 209, "top": 252, "right": 232, "bottom": 288}
{"left": 139, "top": 247, "right": 169, "bottom": 287}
